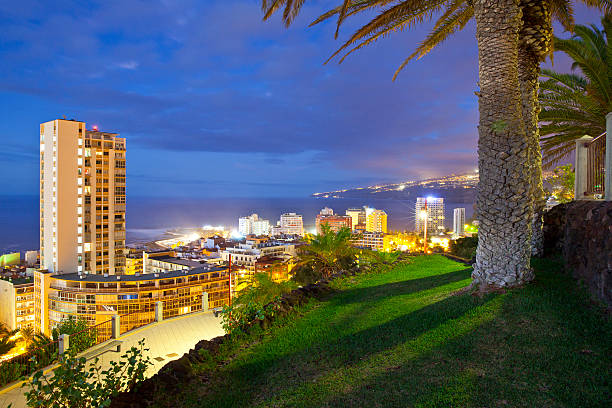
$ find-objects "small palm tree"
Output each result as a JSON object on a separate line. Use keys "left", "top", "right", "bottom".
{"left": 20, "top": 326, "right": 35, "bottom": 348}
{"left": 0, "top": 331, "right": 18, "bottom": 355}
{"left": 295, "top": 225, "right": 355, "bottom": 282}
{"left": 539, "top": 15, "right": 612, "bottom": 167}
{"left": 0, "top": 322, "right": 10, "bottom": 337}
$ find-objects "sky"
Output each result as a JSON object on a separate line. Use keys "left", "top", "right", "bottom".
{"left": 0, "top": 0, "right": 604, "bottom": 198}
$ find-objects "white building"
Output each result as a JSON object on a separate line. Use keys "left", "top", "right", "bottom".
{"left": 252, "top": 219, "right": 270, "bottom": 235}
{"left": 40, "top": 119, "right": 126, "bottom": 275}
{"left": 279, "top": 213, "right": 304, "bottom": 236}
{"left": 238, "top": 213, "right": 270, "bottom": 236}
{"left": 415, "top": 197, "right": 445, "bottom": 235}
{"left": 453, "top": 208, "right": 466, "bottom": 238}
{"left": 219, "top": 242, "right": 296, "bottom": 271}
{"left": 320, "top": 207, "right": 334, "bottom": 216}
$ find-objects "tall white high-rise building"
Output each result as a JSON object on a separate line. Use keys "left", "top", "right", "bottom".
{"left": 453, "top": 208, "right": 466, "bottom": 237}
{"left": 40, "top": 119, "right": 126, "bottom": 275}
{"left": 279, "top": 213, "right": 304, "bottom": 236}
{"left": 415, "top": 197, "right": 445, "bottom": 235}
{"left": 238, "top": 214, "right": 257, "bottom": 236}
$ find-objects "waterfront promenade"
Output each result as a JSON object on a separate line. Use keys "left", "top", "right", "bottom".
{"left": 0, "top": 311, "right": 224, "bottom": 408}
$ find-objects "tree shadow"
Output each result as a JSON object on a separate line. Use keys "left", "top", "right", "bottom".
{"left": 207, "top": 287, "right": 496, "bottom": 407}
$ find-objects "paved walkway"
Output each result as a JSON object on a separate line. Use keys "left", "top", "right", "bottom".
{"left": 0, "top": 311, "right": 225, "bottom": 408}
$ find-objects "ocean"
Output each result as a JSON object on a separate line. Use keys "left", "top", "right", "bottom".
{"left": 0, "top": 195, "right": 474, "bottom": 253}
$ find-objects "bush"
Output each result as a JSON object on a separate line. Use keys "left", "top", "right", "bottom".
{"left": 52, "top": 316, "right": 96, "bottom": 354}
{"left": 449, "top": 236, "right": 478, "bottom": 260}
{"left": 24, "top": 339, "right": 151, "bottom": 408}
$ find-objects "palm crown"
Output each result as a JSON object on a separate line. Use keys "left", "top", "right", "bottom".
{"left": 539, "top": 15, "right": 612, "bottom": 166}
{"left": 262, "top": 1, "right": 610, "bottom": 79}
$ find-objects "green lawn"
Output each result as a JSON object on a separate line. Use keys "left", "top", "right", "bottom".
{"left": 161, "top": 255, "right": 611, "bottom": 408}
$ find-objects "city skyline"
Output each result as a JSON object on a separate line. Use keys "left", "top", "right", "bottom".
{"left": 0, "top": 1, "right": 601, "bottom": 198}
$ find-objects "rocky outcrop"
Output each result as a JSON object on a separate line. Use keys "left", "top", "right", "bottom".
{"left": 109, "top": 280, "right": 335, "bottom": 407}
{"left": 543, "top": 201, "right": 612, "bottom": 308}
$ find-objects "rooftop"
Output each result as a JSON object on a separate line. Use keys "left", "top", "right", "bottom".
{"left": 52, "top": 265, "right": 226, "bottom": 283}
{"left": 153, "top": 256, "right": 203, "bottom": 268}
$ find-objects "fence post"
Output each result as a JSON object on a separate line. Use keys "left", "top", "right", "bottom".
{"left": 111, "top": 314, "right": 120, "bottom": 339}
{"left": 202, "top": 292, "right": 209, "bottom": 312}
{"left": 605, "top": 112, "right": 612, "bottom": 201}
{"left": 155, "top": 301, "right": 163, "bottom": 322}
{"left": 59, "top": 333, "right": 69, "bottom": 357}
{"left": 575, "top": 135, "right": 593, "bottom": 200}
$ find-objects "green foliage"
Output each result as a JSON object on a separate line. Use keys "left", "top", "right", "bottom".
{"left": 220, "top": 297, "right": 281, "bottom": 335}
{"left": 52, "top": 316, "right": 96, "bottom": 354}
{"left": 24, "top": 339, "right": 151, "bottom": 408}
{"left": 358, "top": 250, "right": 405, "bottom": 274}
{"left": 449, "top": 236, "right": 478, "bottom": 260}
{"left": 545, "top": 164, "right": 575, "bottom": 202}
{"left": 294, "top": 225, "right": 355, "bottom": 284}
{"left": 539, "top": 15, "right": 612, "bottom": 167}
{"left": 0, "top": 331, "right": 17, "bottom": 355}
{"left": 234, "top": 273, "right": 296, "bottom": 307}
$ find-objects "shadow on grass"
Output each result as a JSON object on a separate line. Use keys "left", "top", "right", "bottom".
{"left": 200, "top": 283, "right": 495, "bottom": 407}
{"left": 315, "top": 261, "right": 612, "bottom": 408}
{"left": 331, "top": 268, "right": 473, "bottom": 306}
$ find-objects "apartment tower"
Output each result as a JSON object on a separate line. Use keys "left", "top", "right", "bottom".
{"left": 415, "top": 197, "right": 445, "bottom": 235}
{"left": 365, "top": 209, "right": 388, "bottom": 233}
{"left": 453, "top": 208, "right": 466, "bottom": 237}
{"left": 40, "top": 119, "right": 126, "bottom": 276}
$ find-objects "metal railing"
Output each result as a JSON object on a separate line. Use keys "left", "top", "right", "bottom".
{"left": 586, "top": 132, "right": 606, "bottom": 196}
{"left": 0, "top": 339, "right": 59, "bottom": 387}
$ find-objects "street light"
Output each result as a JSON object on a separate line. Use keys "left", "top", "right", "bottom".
{"left": 420, "top": 201, "right": 429, "bottom": 254}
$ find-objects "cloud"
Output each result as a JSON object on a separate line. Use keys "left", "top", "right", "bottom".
{"left": 0, "top": 0, "right": 604, "bottom": 196}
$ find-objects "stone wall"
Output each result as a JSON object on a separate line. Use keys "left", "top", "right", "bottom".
{"left": 543, "top": 201, "right": 612, "bottom": 307}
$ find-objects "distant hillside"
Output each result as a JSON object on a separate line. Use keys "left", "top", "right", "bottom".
{"left": 312, "top": 173, "right": 478, "bottom": 203}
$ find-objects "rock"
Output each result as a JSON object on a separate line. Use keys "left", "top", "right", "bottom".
{"left": 543, "top": 201, "right": 612, "bottom": 308}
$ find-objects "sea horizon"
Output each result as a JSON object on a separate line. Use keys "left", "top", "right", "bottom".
{"left": 0, "top": 195, "right": 474, "bottom": 254}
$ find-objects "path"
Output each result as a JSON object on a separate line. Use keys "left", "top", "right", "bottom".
{"left": 0, "top": 311, "right": 224, "bottom": 408}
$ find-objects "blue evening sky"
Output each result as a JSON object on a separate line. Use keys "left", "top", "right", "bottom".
{"left": 0, "top": 0, "right": 603, "bottom": 197}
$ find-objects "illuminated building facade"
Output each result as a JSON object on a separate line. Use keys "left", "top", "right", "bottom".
{"left": 346, "top": 208, "right": 366, "bottom": 230}
{"left": 415, "top": 197, "right": 445, "bottom": 235}
{"left": 279, "top": 213, "right": 304, "bottom": 236}
{"left": 352, "top": 232, "right": 384, "bottom": 251}
{"left": 33, "top": 266, "right": 230, "bottom": 336}
{"left": 366, "top": 209, "right": 388, "bottom": 233}
{"left": 453, "top": 208, "right": 466, "bottom": 237}
{"left": 316, "top": 214, "right": 352, "bottom": 234}
{"left": 40, "top": 119, "right": 126, "bottom": 276}
{"left": 239, "top": 214, "right": 271, "bottom": 236}
{"left": 0, "top": 279, "right": 35, "bottom": 331}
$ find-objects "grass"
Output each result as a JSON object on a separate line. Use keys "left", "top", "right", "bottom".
{"left": 156, "top": 255, "right": 611, "bottom": 408}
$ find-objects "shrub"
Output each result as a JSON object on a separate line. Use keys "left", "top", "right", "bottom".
{"left": 24, "top": 339, "right": 151, "bottom": 408}
{"left": 449, "top": 236, "right": 478, "bottom": 260}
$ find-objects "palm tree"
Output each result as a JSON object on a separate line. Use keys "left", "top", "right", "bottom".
{"left": 294, "top": 225, "right": 355, "bottom": 283}
{"left": 539, "top": 15, "right": 612, "bottom": 167}
{"left": 261, "top": 0, "right": 610, "bottom": 289}
{"left": 20, "top": 326, "right": 35, "bottom": 348}
{"left": 0, "top": 331, "right": 18, "bottom": 355}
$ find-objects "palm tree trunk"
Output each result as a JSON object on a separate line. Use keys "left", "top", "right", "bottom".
{"left": 519, "top": 48, "right": 545, "bottom": 257}
{"left": 518, "top": 0, "right": 551, "bottom": 257}
{"left": 472, "top": 0, "right": 534, "bottom": 289}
